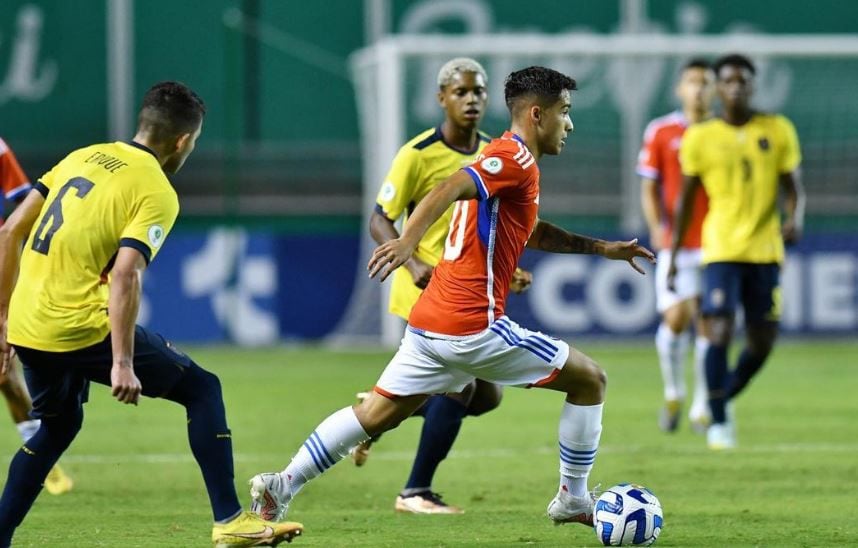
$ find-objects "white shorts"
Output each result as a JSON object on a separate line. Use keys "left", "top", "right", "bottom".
{"left": 375, "top": 316, "right": 570, "bottom": 397}
{"left": 655, "top": 248, "right": 703, "bottom": 313}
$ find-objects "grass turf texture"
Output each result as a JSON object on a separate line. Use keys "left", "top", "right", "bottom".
{"left": 2, "top": 340, "right": 856, "bottom": 547}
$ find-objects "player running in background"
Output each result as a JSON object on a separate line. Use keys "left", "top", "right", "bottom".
{"left": 0, "top": 137, "right": 73, "bottom": 495}
{"left": 638, "top": 59, "right": 715, "bottom": 433}
{"left": 249, "top": 66, "right": 654, "bottom": 530}
{"left": 0, "top": 82, "right": 302, "bottom": 547}
{"left": 669, "top": 54, "right": 805, "bottom": 450}
{"left": 358, "top": 57, "right": 532, "bottom": 514}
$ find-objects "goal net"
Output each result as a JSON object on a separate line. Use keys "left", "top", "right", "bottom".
{"left": 329, "top": 33, "right": 858, "bottom": 346}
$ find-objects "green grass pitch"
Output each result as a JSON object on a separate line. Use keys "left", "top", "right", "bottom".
{"left": 2, "top": 340, "right": 856, "bottom": 546}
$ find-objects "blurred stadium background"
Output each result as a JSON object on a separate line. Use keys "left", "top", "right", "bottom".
{"left": 3, "top": 0, "right": 857, "bottom": 346}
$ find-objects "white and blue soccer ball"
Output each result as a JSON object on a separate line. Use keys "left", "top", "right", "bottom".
{"left": 593, "top": 483, "right": 663, "bottom": 546}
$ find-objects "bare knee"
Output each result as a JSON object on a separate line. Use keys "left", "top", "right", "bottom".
{"left": 565, "top": 361, "right": 607, "bottom": 405}
{"left": 467, "top": 381, "right": 503, "bottom": 417}
{"left": 353, "top": 392, "right": 425, "bottom": 437}
{"left": 532, "top": 347, "right": 606, "bottom": 405}
{"left": 588, "top": 362, "right": 608, "bottom": 396}
{"left": 663, "top": 300, "right": 695, "bottom": 333}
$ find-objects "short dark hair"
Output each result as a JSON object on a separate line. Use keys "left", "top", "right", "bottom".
{"left": 137, "top": 81, "right": 206, "bottom": 141}
{"left": 682, "top": 58, "right": 711, "bottom": 72}
{"left": 504, "top": 66, "right": 577, "bottom": 113}
{"left": 713, "top": 54, "right": 756, "bottom": 77}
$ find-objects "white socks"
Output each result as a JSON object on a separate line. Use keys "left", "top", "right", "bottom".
{"left": 689, "top": 335, "right": 710, "bottom": 421}
{"left": 558, "top": 402, "right": 603, "bottom": 497}
{"left": 16, "top": 419, "right": 40, "bottom": 442}
{"left": 656, "top": 322, "right": 690, "bottom": 402}
{"left": 282, "top": 407, "right": 369, "bottom": 498}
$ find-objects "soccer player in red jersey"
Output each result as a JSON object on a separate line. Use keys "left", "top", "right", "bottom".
{"left": 0, "top": 137, "right": 74, "bottom": 494}
{"left": 638, "top": 59, "right": 715, "bottom": 433}
{"left": 249, "top": 67, "right": 654, "bottom": 529}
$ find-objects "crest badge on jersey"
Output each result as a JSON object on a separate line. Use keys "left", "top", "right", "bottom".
{"left": 481, "top": 157, "right": 503, "bottom": 175}
{"left": 148, "top": 225, "right": 165, "bottom": 248}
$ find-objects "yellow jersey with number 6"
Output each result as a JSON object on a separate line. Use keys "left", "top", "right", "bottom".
{"left": 8, "top": 141, "right": 178, "bottom": 352}
{"left": 680, "top": 113, "right": 801, "bottom": 264}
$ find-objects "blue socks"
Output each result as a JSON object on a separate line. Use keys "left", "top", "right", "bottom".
{"left": 727, "top": 349, "right": 767, "bottom": 399}
{"left": 705, "top": 344, "right": 729, "bottom": 424}
{"left": 404, "top": 395, "right": 468, "bottom": 492}
{"left": 0, "top": 411, "right": 83, "bottom": 546}
{"left": 165, "top": 364, "right": 241, "bottom": 522}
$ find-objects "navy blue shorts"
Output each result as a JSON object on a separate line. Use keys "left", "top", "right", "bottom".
{"left": 701, "top": 262, "right": 781, "bottom": 325}
{"left": 14, "top": 326, "right": 193, "bottom": 419}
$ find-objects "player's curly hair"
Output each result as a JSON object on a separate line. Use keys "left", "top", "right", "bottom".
{"left": 713, "top": 54, "right": 756, "bottom": 77}
{"left": 504, "top": 66, "right": 577, "bottom": 113}
{"left": 137, "top": 81, "right": 206, "bottom": 141}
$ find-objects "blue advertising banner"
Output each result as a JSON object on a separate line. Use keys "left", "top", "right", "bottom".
{"left": 141, "top": 230, "right": 857, "bottom": 343}
{"left": 508, "top": 234, "right": 858, "bottom": 337}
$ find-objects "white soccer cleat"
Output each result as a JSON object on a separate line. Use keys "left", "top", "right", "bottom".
{"left": 688, "top": 400, "right": 711, "bottom": 434}
{"left": 707, "top": 422, "right": 737, "bottom": 450}
{"left": 394, "top": 491, "right": 464, "bottom": 514}
{"left": 547, "top": 485, "right": 595, "bottom": 526}
{"left": 249, "top": 472, "right": 291, "bottom": 522}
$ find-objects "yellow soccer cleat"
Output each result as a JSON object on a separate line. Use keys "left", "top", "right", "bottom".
{"left": 212, "top": 511, "right": 303, "bottom": 547}
{"left": 658, "top": 399, "right": 682, "bottom": 433}
{"left": 43, "top": 464, "right": 74, "bottom": 495}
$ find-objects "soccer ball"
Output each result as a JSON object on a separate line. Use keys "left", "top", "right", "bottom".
{"left": 593, "top": 483, "right": 663, "bottom": 546}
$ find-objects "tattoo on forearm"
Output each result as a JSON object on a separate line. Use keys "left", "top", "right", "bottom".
{"left": 535, "top": 222, "right": 599, "bottom": 254}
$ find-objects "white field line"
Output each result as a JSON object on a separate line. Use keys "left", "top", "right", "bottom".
{"left": 9, "top": 442, "right": 858, "bottom": 465}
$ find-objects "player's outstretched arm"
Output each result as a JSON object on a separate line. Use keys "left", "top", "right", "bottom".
{"left": 667, "top": 174, "right": 702, "bottom": 290}
{"left": 368, "top": 170, "right": 477, "bottom": 282}
{"left": 527, "top": 219, "right": 655, "bottom": 274}
{"left": 108, "top": 247, "right": 145, "bottom": 405}
{"left": 0, "top": 190, "right": 45, "bottom": 374}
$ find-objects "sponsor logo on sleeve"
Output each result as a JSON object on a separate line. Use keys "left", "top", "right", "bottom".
{"left": 379, "top": 181, "right": 396, "bottom": 202}
{"left": 148, "top": 225, "right": 165, "bottom": 248}
{"left": 481, "top": 157, "right": 503, "bottom": 175}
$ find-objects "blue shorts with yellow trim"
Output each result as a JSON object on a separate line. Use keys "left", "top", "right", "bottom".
{"left": 14, "top": 325, "right": 192, "bottom": 419}
{"left": 702, "top": 262, "right": 781, "bottom": 325}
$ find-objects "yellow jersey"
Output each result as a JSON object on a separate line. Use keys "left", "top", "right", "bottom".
{"left": 375, "top": 127, "right": 490, "bottom": 320}
{"left": 8, "top": 141, "right": 179, "bottom": 352}
{"left": 680, "top": 114, "right": 801, "bottom": 264}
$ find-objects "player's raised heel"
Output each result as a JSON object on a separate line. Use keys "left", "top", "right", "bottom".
{"left": 212, "top": 510, "right": 302, "bottom": 547}
{"left": 249, "top": 473, "right": 291, "bottom": 522}
{"left": 547, "top": 486, "right": 595, "bottom": 526}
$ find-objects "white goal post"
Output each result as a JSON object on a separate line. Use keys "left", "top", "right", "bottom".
{"left": 330, "top": 33, "right": 858, "bottom": 347}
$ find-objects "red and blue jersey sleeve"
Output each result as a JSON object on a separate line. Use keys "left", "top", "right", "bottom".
{"left": 463, "top": 139, "right": 532, "bottom": 201}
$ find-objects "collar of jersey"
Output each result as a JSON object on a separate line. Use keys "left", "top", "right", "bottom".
{"left": 434, "top": 125, "right": 482, "bottom": 155}
{"left": 508, "top": 132, "right": 526, "bottom": 145}
{"left": 671, "top": 110, "right": 689, "bottom": 128}
{"left": 126, "top": 140, "right": 158, "bottom": 159}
